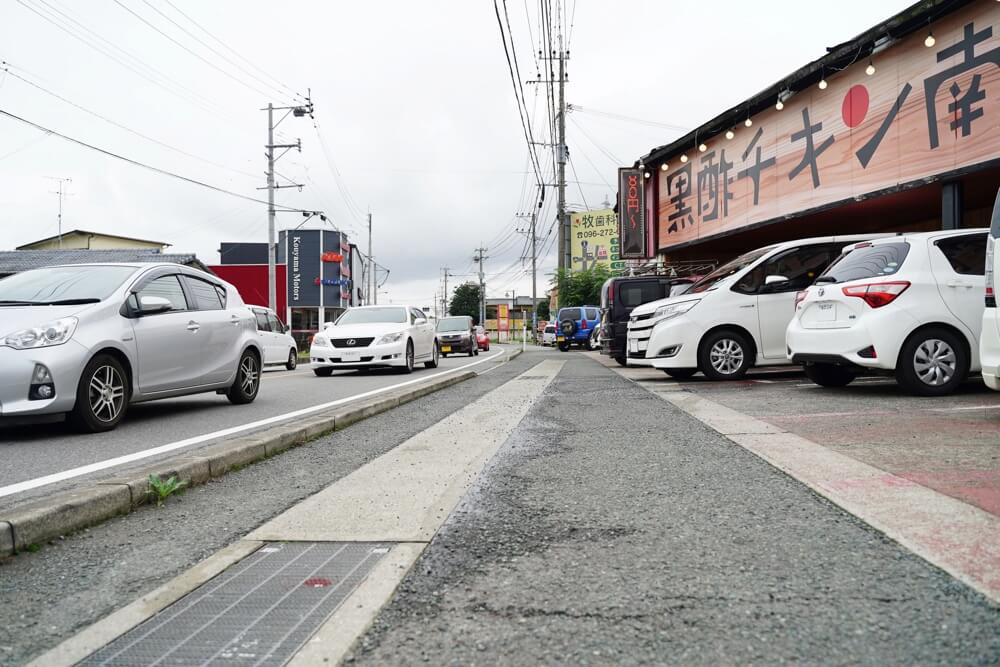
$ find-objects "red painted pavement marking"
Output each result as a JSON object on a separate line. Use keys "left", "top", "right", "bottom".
{"left": 303, "top": 577, "right": 333, "bottom": 588}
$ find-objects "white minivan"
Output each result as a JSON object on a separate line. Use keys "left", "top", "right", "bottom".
{"left": 247, "top": 305, "right": 299, "bottom": 370}
{"left": 788, "top": 229, "right": 988, "bottom": 396}
{"left": 626, "top": 234, "right": 885, "bottom": 380}
{"left": 981, "top": 189, "right": 1000, "bottom": 390}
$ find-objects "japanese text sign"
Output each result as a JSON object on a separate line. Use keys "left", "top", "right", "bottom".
{"left": 570, "top": 208, "right": 624, "bottom": 273}
{"left": 618, "top": 168, "right": 648, "bottom": 258}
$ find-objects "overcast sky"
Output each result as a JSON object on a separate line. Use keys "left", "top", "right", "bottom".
{"left": 0, "top": 0, "right": 908, "bottom": 308}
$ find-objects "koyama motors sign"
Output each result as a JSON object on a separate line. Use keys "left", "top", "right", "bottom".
{"left": 658, "top": 2, "right": 1000, "bottom": 250}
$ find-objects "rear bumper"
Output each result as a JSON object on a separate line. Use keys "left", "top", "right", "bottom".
{"left": 786, "top": 309, "right": 915, "bottom": 371}
{"left": 980, "top": 313, "right": 1000, "bottom": 390}
{"left": 439, "top": 339, "right": 474, "bottom": 353}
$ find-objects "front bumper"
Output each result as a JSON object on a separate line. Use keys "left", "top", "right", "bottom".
{"left": 310, "top": 340, "right": 408, "bottom": 368}
{"left": 0, "top": 340, "right": 89, "bottom": 417}
{"left": 627, "top": 316, "right": 699, "bottom": 369}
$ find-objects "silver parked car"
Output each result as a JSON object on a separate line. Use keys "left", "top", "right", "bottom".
{"left": 0, "top": 263, "right": 263, "bottom": 432}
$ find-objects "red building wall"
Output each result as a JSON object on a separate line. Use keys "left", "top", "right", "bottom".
{"left": 209, "top": 264, "right": 287, "bottom": 322}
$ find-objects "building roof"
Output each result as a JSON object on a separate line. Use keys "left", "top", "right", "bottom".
{"left": 640, "top": 0, "right": 973, "bottom": 166}
{"left": 15, "top": 229, "right": 171, "bottom": 249}
{"left": 0, "top": 249, "right": 209, "bottom": 275}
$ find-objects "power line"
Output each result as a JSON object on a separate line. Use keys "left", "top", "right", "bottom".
{"left": 569, "top": 115, "right": 621, "bottom": 165}
{"left": 0, "top": 107, "right": 311, "bottom": 211}
{"left": 1, "top": 62, "right": 259, "bottom": 180}
{"left": 569, "top": 104, "right": 690, "bottom": 133}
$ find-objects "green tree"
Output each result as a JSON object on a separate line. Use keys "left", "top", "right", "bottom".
{"left": 536, "top": 298, "right": 550, "bottom": 320}
{"left": 554, "top": 265, "right": 611, "bottom": 308}
{"left": 449, "top": 282, "right": 482, "bottom": 323}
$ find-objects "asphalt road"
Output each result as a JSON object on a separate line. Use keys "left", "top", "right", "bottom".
{"left": 0, "top": 346, "right": 511, "bottom": 509}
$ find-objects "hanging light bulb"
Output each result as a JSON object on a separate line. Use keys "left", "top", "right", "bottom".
{"left": 643, "top": 171, "right": 650, "bottom": 178}
{"left": 818, "top": 78, "right": 828, "bottom": 90}
{"left": 680, "top": 154, "right": 688, "bottom": 163}
{"left": 725, "top": 128, "right": 735, "bottom": 140}
{"left": 744, "top": 117, "right": 753, "bottom": 128}
{"left": 775, "top": 99, "right": 784, "bottom": 111}
{"left": 866, "top": 59, "right": 876, "bottom": 75}
{"left": 698, "top": 143, "right": 707, "bottom": 152}
{"left": 660, "top": 163, "right": 669, "bottom": 171}
{"left": 925, "top": 30, "right": 935, "bottom": 47}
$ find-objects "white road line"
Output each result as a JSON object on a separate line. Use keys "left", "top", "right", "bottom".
{"left": 0, "top": 350, "right": 506, "bottom": 500}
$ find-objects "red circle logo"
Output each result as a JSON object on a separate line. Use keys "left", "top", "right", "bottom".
{"left": 842, "top": 85, "right": 870, "bottom": 128}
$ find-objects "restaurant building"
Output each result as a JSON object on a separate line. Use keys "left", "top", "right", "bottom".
{"left": 624, "top": 0, "right": 1000, "bottom": 266}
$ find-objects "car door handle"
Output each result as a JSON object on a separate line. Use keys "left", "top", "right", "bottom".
{"left": 186, "top": 321, "right": 200, "bottom": 332}
{"left": 230, "top": 315, "right": 241, "bottom": 325}
{"left": 739, "top": 304, "right": 756, "bottom": 309}
{"left": 947, "top": 280, "right": 973, "bottom": 288}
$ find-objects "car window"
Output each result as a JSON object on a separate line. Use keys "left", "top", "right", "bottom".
{"left": 736, "top": 244, "right": 841, "bottom": 294}
{"left": 137, "top": 275, "right": 188, "bottom": 311}
{"left": 186, "top": 277, "right": 225, "bottom": 310}
{"left": 586, "top": 308, "right": 599, "bottom": 320}
{"left": 936, "top": 233, "right": 987, "bottom": 276}
{"left": 267, "top": 313, "right": 283, "bottom": 332}
{"left": 545, "top": 325, "right": 556, "bottom": 333}
{"left": 819, "top": 242, "right": 911, "bottom": 283}
{"left": 411, "top": 308, "right": 427, "bottom": 323}
{"left": 558, "top": 308, "right": 582, "bottom": 321}
{"left": 215, "top": 285, "right": 228, "bottom": 308}
{"left": 619, "top": 282, "right": 662, "bottom": 308}
{"left": 254, "top": 310, "right": 271, "bottom": 331}
{"left": 688, "top": 245, "right": 775, "bottom": 294}
{"left": 336, "top": 307, "right": 408, "bottom": 324}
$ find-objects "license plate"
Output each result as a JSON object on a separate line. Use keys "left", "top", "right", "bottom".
{"left": 629, "top": 340, "right": 639, "bottom": 353}
{"left": 342, "top": 350, "right": 361, "bottom": 361}
{"left": 441, "top": 345, "right": 452, "bottom": 353}
{"left": 556, "top": 336, "right": 565, "bottom": 341}
{"left": 816, "top": 302, "right": 836, "bottom": 321}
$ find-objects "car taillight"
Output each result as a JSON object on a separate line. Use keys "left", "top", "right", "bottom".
{"left": 794, "top": 290, "right": 808, "bottom": 310}
{"left": 581, "top": 318, "right": 588, "bottom": 330}
{"left": 986, "top": 236, "right": 996, "bottom": 308}
{"left": 841, "top": 281, "right": 910, "bottom": 308}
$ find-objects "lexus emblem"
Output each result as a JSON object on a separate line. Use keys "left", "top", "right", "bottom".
{"left": 817, "top": 288, "right": 825, "bottom": 297}
{"left": 347, "top": 339, "right": 356, "bottom": 346}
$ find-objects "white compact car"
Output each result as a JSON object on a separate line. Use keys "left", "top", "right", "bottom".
{"left": 627, "top": 234, "right": 885, "bottom": 380}
{"left": 542, "top": 324, "right": 556, "bottom": 346}
{"left": 980, "top": 190, "right": 1000, "bottom": 391}
{"left": 247, "top": 305, "right": 298, "bottom": 370}
{"left": 788, "top": 229, "right": 988, "bottom": 396}
{"left": 309, "top": 305, "right": 438, "bottom": 376}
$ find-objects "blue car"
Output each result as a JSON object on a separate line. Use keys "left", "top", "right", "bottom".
{"left": 555, "top": 306, "right": 600, "bottom": 351}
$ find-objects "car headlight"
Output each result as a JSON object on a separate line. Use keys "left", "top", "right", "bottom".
{"left": 653, "top": 300, "right": 699, "bottom": 321}
{"left": 377, "top": 331, "right": 406, "bottom": 345}
{"left": 3, "top": 317, "right": 78, "bottom": 349}
{"left": 312, "top": 335, "right": 328, "bottom": 347}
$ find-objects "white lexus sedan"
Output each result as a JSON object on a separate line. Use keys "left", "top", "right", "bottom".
{"left": 309, "top": 305, "right": 438, "bottom": 376}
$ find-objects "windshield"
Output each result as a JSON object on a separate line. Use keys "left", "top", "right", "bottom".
{"left": 335, "top": 307, "right": 407, "bottom": 325}
{"left": 818, "top": 242, "right": 911, "bottom": 284}
{"left": 687, "top": 246, "right": 775, "bottom": 294}
{"left": 436, "top": 316, "right": 470, "bottom": 332}
{"left": 0, "top": 265, "right": 136, "bottom": 304}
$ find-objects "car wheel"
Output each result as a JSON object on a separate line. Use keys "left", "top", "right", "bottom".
{"left": 560, "top": 318, "right": 577, "bottom": 338}
{"left": 663, "top": 368, "right": 697, "bottom": 380}
{"left": 399, "top": 339, "right": 415, "bottom": 374}
{"left": 803, "top": 363, "right": 856, "bottom": 388}
{"left": 227, "top": 349, "right": 261, "bottom": 404}
{"left": 558, "top": 342, "right": 570, "bottom": 352}
{"left": 313, "top": 367, "right": 333, "bottom": 377}
{"left": 896, "top": 328, "right": 968, "bottom": 396}
{"left": 285, "top": 349, "right": 298, "bottom": 371}
{"left": 614, "top": 354, "right": 627, "bottom": 367}
{"left": 425, "top": 342, "right": 439, "bottom": 369}
{"left": 699, "top": 329, "right": 753, "bottom": 381}
{"left": 68, "top": 353, "right": 130, "bottom": 433}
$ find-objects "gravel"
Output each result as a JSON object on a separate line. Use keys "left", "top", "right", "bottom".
{"left": 355, "top": 353, "right": 1000, "bottom": 666}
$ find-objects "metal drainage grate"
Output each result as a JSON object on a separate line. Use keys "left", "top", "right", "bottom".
{"left": 80, "top": 542, "right": 390, "bottom": 667}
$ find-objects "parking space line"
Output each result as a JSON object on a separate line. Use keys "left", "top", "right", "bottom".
{"left": 0, "top": 349, "right": 506, "bottom": 500}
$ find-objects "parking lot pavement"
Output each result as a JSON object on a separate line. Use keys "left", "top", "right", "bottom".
{"left": 599, "top": 357, "right": 1000, "bottom": 519}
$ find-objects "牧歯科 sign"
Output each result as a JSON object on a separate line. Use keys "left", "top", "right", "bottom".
{"left": 570, "top": 208, "right": 624, "bottom": 273}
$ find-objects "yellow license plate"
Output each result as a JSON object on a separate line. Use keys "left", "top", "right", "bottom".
{"left": 441, "top": 345, "right": 452, "bottom": 352}
{"left": 556, "top": 336, "right": 565, "bottom": 341}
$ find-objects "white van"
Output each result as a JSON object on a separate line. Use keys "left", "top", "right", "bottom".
{"left": 981, "top": 189, "right": 1000, "bottom": 390}
{"left": 247, "top": 305, "right": 299, "bottom": 370}
{"left": 627, "top": 234, "right": 886, "bottom": 380}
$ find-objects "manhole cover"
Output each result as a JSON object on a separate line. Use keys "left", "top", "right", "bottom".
{"left": 80, "top": 542, "right": 389, "bottom": 666}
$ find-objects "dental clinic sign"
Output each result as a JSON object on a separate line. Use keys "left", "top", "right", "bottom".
{"left": 657, "top": 2, "right": 1000, "bottom": 251}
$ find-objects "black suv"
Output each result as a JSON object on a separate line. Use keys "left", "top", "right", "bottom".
{"left": 599, "top": 276, "right": 698, "bottom": 366}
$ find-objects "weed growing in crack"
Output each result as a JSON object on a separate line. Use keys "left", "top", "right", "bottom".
{"left": 147, "top": 474, "right": 187, "bottom": 507}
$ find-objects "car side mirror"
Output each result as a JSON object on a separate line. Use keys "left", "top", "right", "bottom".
{"left": 761, "top": 275, "right": 790, "bottom": 292}
{"left": 138, "top": 295, "right": 172, "bottom": 315}
{"left": 415, "top": 317, "right": 427, "bottom": 325}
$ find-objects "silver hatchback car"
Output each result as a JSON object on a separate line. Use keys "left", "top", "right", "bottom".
{"left": 0, "top": 263, "right": 263, "bottom": 432}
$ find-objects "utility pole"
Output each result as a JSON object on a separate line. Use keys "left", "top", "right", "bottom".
{"left": 260, "top": 95, "right": 313, "bottom": 313}
{"left": 367, "top": 211, "right": 373, "bottom": 306}
{"left": 557, "top": 38, "right": 569, "bottom": 271}
{"left": 473, "top": 246, "right": 488, "bottom": 326}
{"left": 518, "top": 201, "right": 541, "bottom": 343}
{"left": 45, "top": 177, "right": 72, "bottom": 248}
{"left": 441, "top": 267, "right": 451, "bottom": 316}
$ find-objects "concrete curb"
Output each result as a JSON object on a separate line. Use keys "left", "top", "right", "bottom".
{"left": 0, "top": 369, "right": 478, "bottom": 557}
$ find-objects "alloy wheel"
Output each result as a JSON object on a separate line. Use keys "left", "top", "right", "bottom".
{"left": 913, "top": 338, "right": 956, "bottom": 386}
{"left": 709, "top": 338, "right": 744, "bottom": 376}
{"left": 88, "top": 364, "right": 125, "bottom": 423}
{"left": 407, "top": 343, "right": 414, "bottom": 370}
{"left": 240, "top": 355, "right": 259, "bottom": 395}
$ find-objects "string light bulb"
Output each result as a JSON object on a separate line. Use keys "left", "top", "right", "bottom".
{"left": 866, "top": 59, "right": 876, "bottom": 75}
{"left": 744, "top": 117, "right": 753, "bottom": 128}
{"left": 660, "top": 163, "right": 669, "bottom": 171}
{"left": 925, "top": 30, "right": 935, "bottom": 47}
{"left": 643, "top": 171, "right": 650, "bottom": 178}
{"left": 725, "top": 128, "right": 735, "bottom": 140}
{"left": 775, "top": 99, "right": 784, "bottom": 111}
{"left": 698, "top": 143, "right": 707, "bottom": 152}
{"left": 818, "top": 78, "right": 828, "bottom": 90}
{"left": 680, "top": 154, "right": 688, "bottom": 163}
